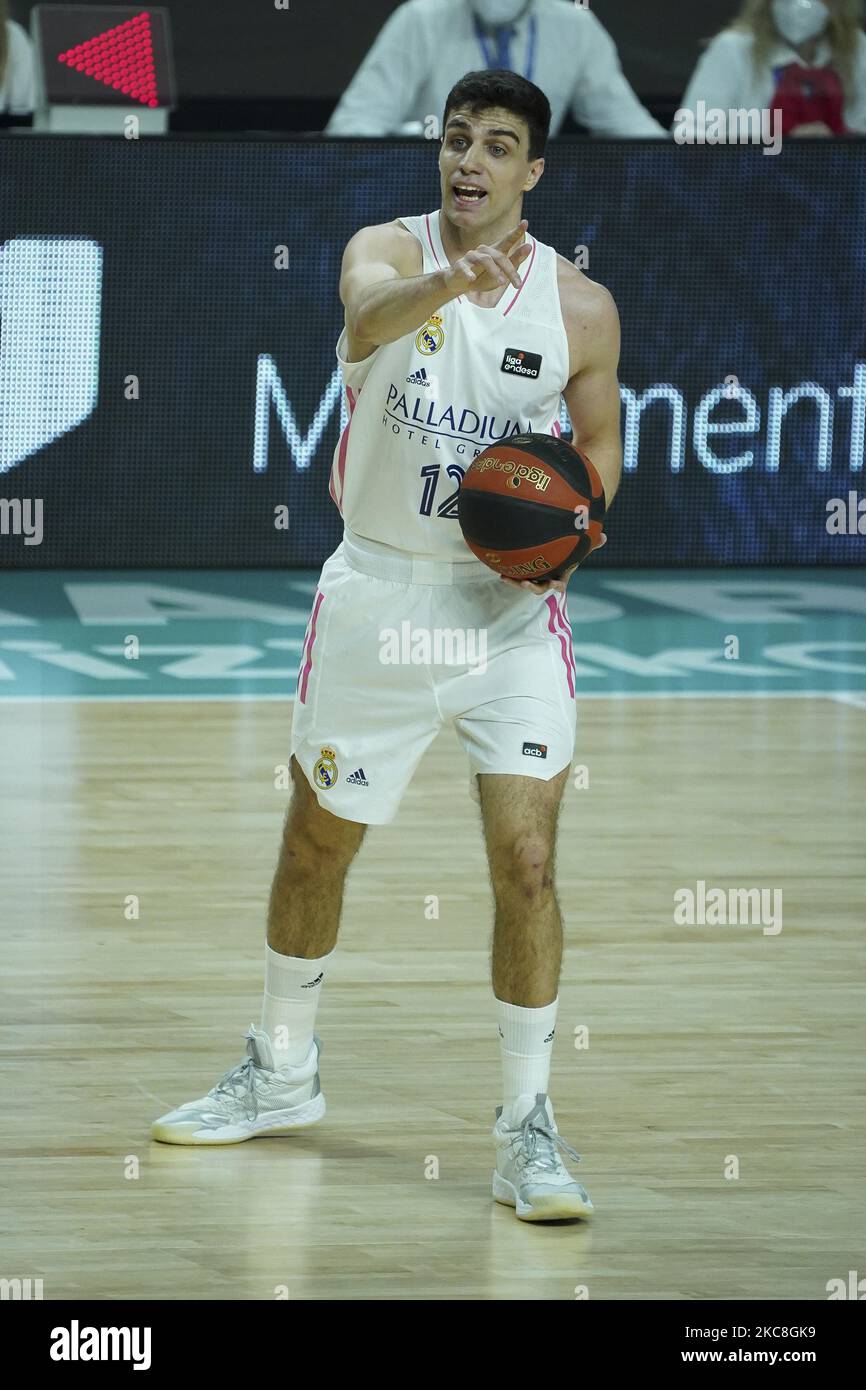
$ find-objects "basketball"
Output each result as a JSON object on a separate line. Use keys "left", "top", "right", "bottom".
{"left": 457, "top": 433, "right": 607, "bottom": 581}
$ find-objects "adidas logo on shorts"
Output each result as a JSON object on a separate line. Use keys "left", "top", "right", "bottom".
{"left": 346, "top": 767, "right": 369, "bottom": 786}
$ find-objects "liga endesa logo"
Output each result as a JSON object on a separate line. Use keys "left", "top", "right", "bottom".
{"left": 49, "top": 1320, "right": 151, "bottom": 1370}
{"left": 0, "top": 238, "right": 102, "bottom": 474}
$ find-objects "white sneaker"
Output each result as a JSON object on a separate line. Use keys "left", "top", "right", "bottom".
{"left": 151, "top": 1024, "right": 325, "bottom": 1145}
{"left": 492, "top": 1092, "right": 594, "bottom": 1221}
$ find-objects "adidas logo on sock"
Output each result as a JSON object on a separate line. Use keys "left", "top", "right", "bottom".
{"left": 405, "top": 367, "right": 431, "bottom": 386}
{"left": 301, "top": 972, "right": 324, "bottom": 988}
{"left": 544, "top": 1028, "right": 555, "bottom": 1043}
{"left": 346, "top": 767, "right": 369, "bottom": 786}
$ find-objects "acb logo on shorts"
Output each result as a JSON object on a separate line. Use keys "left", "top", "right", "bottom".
{"left": 415, "top": 314, "right": 445, "bottom": 355}
{"left": 313, "top": 746, "right": 339, "bottom": 789}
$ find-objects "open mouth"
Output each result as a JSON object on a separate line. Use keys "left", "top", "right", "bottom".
{"left": 453, "top": 185, "right": 487, "bottom": 207}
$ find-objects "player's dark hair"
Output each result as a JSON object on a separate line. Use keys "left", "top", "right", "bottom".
{"left": 443, "top": 70, "right": 551, "bottom": 162}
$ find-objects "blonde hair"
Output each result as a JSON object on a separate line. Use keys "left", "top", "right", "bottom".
{"left": 0, "top": 1, "right": 8, "bottom": 90}
{"left": 731, "top": 0, "right": 865, "bottom": 93}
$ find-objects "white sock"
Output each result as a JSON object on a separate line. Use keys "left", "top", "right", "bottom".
{"left": 261, "top": 944, "right": 333, "bottom": 1068}
{"left": 496, "top": 996, "right": 558, "bottom": 1109}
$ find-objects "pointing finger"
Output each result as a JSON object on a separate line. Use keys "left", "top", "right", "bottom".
{"left": 495, "top": 219, "right": 528, "bottom": 251}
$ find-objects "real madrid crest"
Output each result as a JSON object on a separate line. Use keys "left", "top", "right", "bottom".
{"left": 415, "top": 313, "right": 445, "bottom": 356}
{"left": 313, "top": 746, "right": 338, "bottom": 789}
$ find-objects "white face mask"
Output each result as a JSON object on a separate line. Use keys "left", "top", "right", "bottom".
{"left": 471, "top": 0, "right": 531, "bottom": 27}
{"left": 771, "top": 0, "right": 830, "bottom": 46}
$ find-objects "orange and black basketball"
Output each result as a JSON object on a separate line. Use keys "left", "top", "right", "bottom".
{"left": 457, "top": 433, "right": 606, "bottom": 581}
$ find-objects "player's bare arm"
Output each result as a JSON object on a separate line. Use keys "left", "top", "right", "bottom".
{"left": 501, "top": 262, "right": 622, "bottom": 596}
{"left": 342, "top": 218, "right": 533, "bottom": 357}
{"left": 559, "top": 262, "right": 623, "bottom": 510}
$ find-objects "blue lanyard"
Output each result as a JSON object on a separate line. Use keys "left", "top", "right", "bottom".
{"left": 474, "top": 14, "right": 537, "bottom": 85}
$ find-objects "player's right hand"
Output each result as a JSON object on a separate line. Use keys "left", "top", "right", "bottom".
{"left": 444, "top": 220, "right": 532, "bottom": 296}
{"left": 500, "top": 533, "right": 608, "bottom": 595}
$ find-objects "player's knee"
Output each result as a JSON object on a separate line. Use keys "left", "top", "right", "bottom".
{"left": 494, "top": 832, "right": 554, "bottom": 900}
{"left": 285, "top": 760, "right": 364, "bottom": 868}
{"left": 281, "top": 813, "right": 362, "bottom": 878}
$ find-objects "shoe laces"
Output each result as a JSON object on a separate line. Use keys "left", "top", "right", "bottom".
{"left": 512, "top": 1115, "right": 582, "bottom": 1175}
{"left": 211, "top": 1054, "right": 262, "bottom": 1121}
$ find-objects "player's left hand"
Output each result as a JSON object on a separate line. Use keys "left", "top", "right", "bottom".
{"left": 499, "top": 533, "right": 607, "bottom": 594}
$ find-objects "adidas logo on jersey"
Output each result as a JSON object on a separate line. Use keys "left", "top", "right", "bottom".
{"left": 346, "top": 767, "right": 369, "bottom": 786}
{"left": 405, "top": 367, "right": 432, "bottom": 387}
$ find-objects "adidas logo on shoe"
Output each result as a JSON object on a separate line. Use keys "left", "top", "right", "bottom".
{"left": 346, "top": 767, "right": 369, "bottom": 786}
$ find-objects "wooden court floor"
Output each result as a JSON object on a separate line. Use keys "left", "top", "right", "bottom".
{"left": 1, "top": 695, "right": 864, "bottom": 1300}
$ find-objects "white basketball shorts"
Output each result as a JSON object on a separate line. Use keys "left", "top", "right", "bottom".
{"left": 290, "top": 527, "right": 578, "bottom": 825}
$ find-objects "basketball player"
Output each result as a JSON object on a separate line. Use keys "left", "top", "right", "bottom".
{"left": 153, "top": 70, "right": 622, "bottom": 1224}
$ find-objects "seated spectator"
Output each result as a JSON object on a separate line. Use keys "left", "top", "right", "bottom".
{"left": 0, "top": 0, "right": 35, "bottom": 119}
{"left": 679, "top": 0, "right": 866, "bottom": 137}
{"left": 325, "top": 0, "right": 666, "bottom": 138}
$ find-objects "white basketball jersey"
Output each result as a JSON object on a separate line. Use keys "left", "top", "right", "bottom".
{"left": 329, "top": 208, "right": 571, "bottom": 562}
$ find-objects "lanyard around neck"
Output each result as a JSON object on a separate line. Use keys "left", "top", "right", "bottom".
{"left": 473, "top": 13, "right": 537, "bottom": 85}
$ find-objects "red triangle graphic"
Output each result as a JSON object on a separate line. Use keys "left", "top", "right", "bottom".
{"left": 57, "top": 12, "right": 159, "bottom": 108}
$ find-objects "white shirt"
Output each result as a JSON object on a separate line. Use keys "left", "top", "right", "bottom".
{"left": 0, "top": 20, "right": 36, "bottom": 116}
{"left": 679, "top": 28, "right": 866, "bottom": 134}
{"left": 325, "top": 0, "right": 665, "bottom": 139}
{"left": 329, "top": 208, "right": 570, "bottom": 560}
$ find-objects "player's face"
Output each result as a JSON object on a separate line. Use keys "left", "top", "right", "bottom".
{"left": 439, "top": 107, "right": 539, "bottom": 226}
